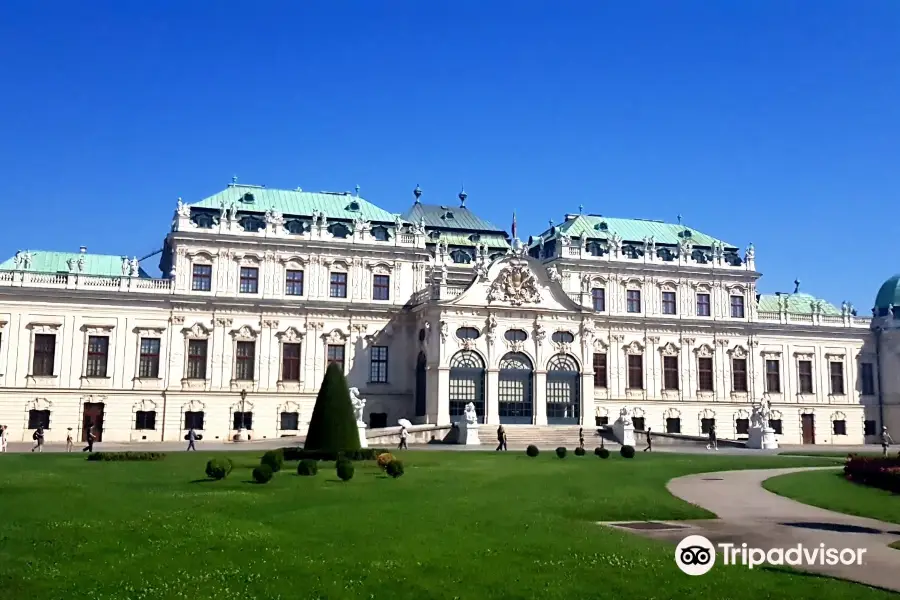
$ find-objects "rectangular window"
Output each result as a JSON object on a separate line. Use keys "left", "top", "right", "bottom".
{"left": 285, "top": 270, "right": 304, "bottom": 296}
{"left": 32, "top": 333, "right": 56, "bottom": 376}
{"left": 861, "top": 362, "right": 875, "bottom": 395}
{"left": 765, "top": 359, "right": 781, "bottom": 393}
{"left": 697, "top": 357, "right": 714, "bottom": 392}
{"left": 186, "top": 339, "right": 208, "bottom": 379}
{"left": 595, "top": 416, "right": 609, "bottom": 426}
{"left": 281, "top": 343, "right": 301, "bottom": 381}
{"left": 666, "top": 418, "right": 681, "bottom": 434}
{"left": 280, "top": 411, "right": 300, "bottom": 430}
{"left": 370, "top": 345, "right": 389, "bottom": 383}
{"left": 632, "top": 417, "right": 645, "bottom": 431}
{"left": 663, "top": 356, "right": 679, "bottom": 390}
{"left": 593, "top": 352, "right": 607, "bottom": 387}
{"left": 626, "top": 290, "right": 642, "bottom": 313}
{"left": 184, "top": 411, "right": 204, "bottom": 430}
{"left": 736, "top": 418, "right": 749, "bottom": 435}
{"left": 701, "top": 418, "right": 716, "bottom": 435}
{"left": 591, "top": 288, "right": 606, "bottom": 311}
{"left": 864, "top": 420, "right": 876, "bottom": 436}
{"left": 832, "top": 419, "right": 847, "bottom": 436}
{"left": 28, "top": 409, "right": 50, "bottom": 429}
{"left": 327, "top": 344, "right": 345, "bottom": 370}
{"left": 730, "top": 295, "right": 745, "bottom": 318}
{"left": 769, "top": 419, "right": 783, "bottom": 435}
{"left": 829, "top": 361, "right": 845, "bottom": 395}
{"left": 232, "top": 411, "right": 253, "bottom": 430}
{"left": 330, "top": 273, "right": 348, "bottom": 298}
{"left": 191, "top": 264, "right": 212, "bottom": 291}
{"left": 135, "top": 410, "right": 156, "bottom": 430}
{"left": 138, "top": 338, "right": 161, "bottom": 378}
{"left": 85, "top": 336, "right": 109, "bottom": 378}
{"left": 798, "top": 360, "right": 813, "bottom": 394}
{"left": 239, "top": 267, "right": 259, "bottom": 294}
{"left": 661, "top": 291, "right": 677, "bottom": 315}
{"left": 373, "top": 274, "right": 390, "bottom": 301}
{"left": 732, "top": 358, "right": 748, "bottom": 392}
{"left": 627, "top": 354, "right": 643, "bottom": 389}
{"left": 234, "top": 341, "right": 255, "bottom": 381}
{"left": 696, "top": 293, "right": 711, "bottom": 317}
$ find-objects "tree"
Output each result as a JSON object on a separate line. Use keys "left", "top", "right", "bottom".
{"left": 303, "top": 362, "right": 361, "bottom": 452}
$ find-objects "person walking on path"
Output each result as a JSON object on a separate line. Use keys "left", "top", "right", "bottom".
{"left": 643, "top": 427, "right": 652, "bottom": 452}
{"left": 706, "top": 425, "right": 718, "bottom": 451}
{"left": 578, "top": 427, "right": 585, "bottom": 450}
{"left": 0, "top": 425, "right": 7, "bottom": 453}
{"left": 186, "top": 428, "right": 198, "bottom": 451}
{"left": 398, "top": 425, "right": 409, "bottom": 450}
{"left": 881, "top": 426, "right": 894, "bottom": 457}
{"left": 82, "top": 425, "right": 96, "bottom": 453}
{"left": 65, "top": 428, "right": 74, "bottom": 452}
{"left": 496, "top": 425, "right": 507, "bottom": 451}
{"left": 31, "top": 425, "right": 45, "bottom": 453}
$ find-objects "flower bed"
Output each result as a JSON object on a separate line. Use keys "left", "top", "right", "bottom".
{"left": 843, "top": 454, "right": 900, "bottom": 493}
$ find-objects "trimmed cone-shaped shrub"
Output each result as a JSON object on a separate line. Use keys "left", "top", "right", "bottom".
{"left": 336, "top": 459, "right": 355, "bottom": 481}
{"left": 620, "top": 445, "right": 636, "bottom": 458}
{"left": 574, "top": 447, "right": 586, "bottom": 456}
{"left": 526, "top": 445, "right": 539, "bottom": 457}
{"left": 205, "top": 458, "right": 233, "bottom": 480}
{"left": 303, "top": 363, "right": 362, "bottom": 453}
{"left": 555, "top": 447, "right": 567, "bottom": 459}
{"left": 385, "top": 459, "right": 405, "bottom": 478}
{"left": 597, "top": 448, "right": 610, "bottom": 459}
{"left": 261, "top": 450, "right": 284, "bottom": 473}
{"left": 253, "top": 464, "right": 274, "bottom": 484}
{"left": 297, "top": 459, "right": 318, "bottom": 476}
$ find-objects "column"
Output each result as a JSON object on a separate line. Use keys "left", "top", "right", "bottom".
{"left": 435, "top": 367, "right": 450, "bottom": 426}
{"left": 580, "top": 372, "right": 593, "bottom": 426}
{"left": 534, "top": 371, "right": 548, "bottom": 425}
{"left": 485, "top": 369, "right": 499, "bottom": 425}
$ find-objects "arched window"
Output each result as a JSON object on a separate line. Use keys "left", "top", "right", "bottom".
{"left": 240, "top": 215, "right": 264, "bottom": 233}
{"left": 415, "top": 352, "right": 427, "bottom": 417}
{"left": 551, "top": 331, "right": 574, "bottom": 344}
{"left": 546, "top": 354, "right": 580, "bottom": 425}
{"left": 329, "top": 222, "right": 352, "bottom": 239}
{"left": 285, "top": 219, "right": 307, "bottom": 234}
{"left": 449, "top": 249, "right": 472, "bottom": 264}
{"left": 192, "top": 213, "right": 214, "bottom": 229}
{"left": 499, "top": 353, "right": 533, "bottom": 424}
{"left": 504, "top": 329, "right": 528, "bottom": 343}
{"left": 449, "top": 351, "right": 485, "bottom": 423}
{"left": 456, "top": 327, "right": 480, "bottom": 340}
{"left": 371, "top": 225, "right": 390, "bottom": 241}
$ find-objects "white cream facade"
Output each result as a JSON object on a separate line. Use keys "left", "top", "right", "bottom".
{"left": 0, "top": 189, "right": 883, "bottom": 446}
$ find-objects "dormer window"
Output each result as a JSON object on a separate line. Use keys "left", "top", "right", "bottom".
{"left": 443, "top": 211, "right": 455, "bottom": 220}
{"left": 193, "top": 213, "right": 213, "bottom": 229}
{"left": 240, "top": 216, "right": 264, "bottom": 233}
{"left": 679, "top": 229, "right": 692, "bottom": 238}
{"left": 429, "top": 231, "right": 441, "bottom": 240}
{"left": 595, "top": 222, "right": 608, "bottom": 231}
{"left": 468, "top": 234, "right": 481, "bottom": 243}
{"left": 449, "top": 249, "right": 472, "bottom": 264}
{"left": 241, "top": 193, "right": 255, "bottom": 204}
{"left": 371, "top": 225, "right": 390, "bottom": 241}
{"left": 285, "top": 219, "right": 307, "bottom": 235}
{"left": 329, "top": 222, "right": 352, "bottom": 239}
{"left": 347, "top": 201, "right": 360, "bottom": 212}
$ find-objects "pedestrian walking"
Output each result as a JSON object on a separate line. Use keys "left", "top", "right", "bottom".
{"left": 31, "top": 425, "right": 45, "bottom": 453}
{"left": 881, "top": 426, "right": 894, "bottom": 457}
{"left": 578, "top": 427, "right": 585, "bottom": 449}
{"left": 398, "top": 425, "right": 409, "bottom": 450}
{"left": 496, "top": 425, "right": 507, "bottom": 451}
{"left": 82, "top": 425, "right": 96, "bottom": 453}
{"left": 706, "top": 425, "right": 718, "bottom": 451}
{"left": 65, "top": 428, "right": 74, "bottom": 452}
{"left": 186, "top": 428, "right": 198, "bottom": 451}
{"left": 0, "top": 425, "right": 7, "bottom": 453}
{"left": 643, "top": 427, "right": 652, "bottom": 452}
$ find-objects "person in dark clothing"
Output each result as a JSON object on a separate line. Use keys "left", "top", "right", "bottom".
{"left": 496, "top": 425, "right": 507, "bottom": 451}
{"left": 578, "top": 427, "right": 585, "bottom": 449}
{"left": 707, "top": 425, "right": 718, "bottom": 451}
{"left": 643, "top": 427, "right": 652, "bottom": 452}
{"left": 186, "top": 428, "right": 198, "bottom": 451}
{"left": 882, "top": 427, "right": 894, "bottom": 457}
{"left": 82, "top": 425, "right": 96, "bottom": 453}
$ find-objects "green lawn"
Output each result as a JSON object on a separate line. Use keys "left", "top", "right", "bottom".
{"left": 763, "top": 468, "right": 900, "bottom": 526}
{"left": 779, "top": 451, "right": 885, "bottom": 459}
{"left": 0, "top": 451, "right": 895, "bottom": 599}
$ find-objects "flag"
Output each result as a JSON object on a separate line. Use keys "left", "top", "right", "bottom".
{"left": 512, "top": 211, "right": 517, "bottom": 240}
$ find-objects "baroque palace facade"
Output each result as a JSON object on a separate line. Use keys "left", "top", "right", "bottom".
{"left": 0, "top": 180, "right": 896, "bottom": 445}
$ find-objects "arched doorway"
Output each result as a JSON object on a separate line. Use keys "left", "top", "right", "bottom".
{"left": 449, "top": 350, "right": 485, "bottom": 423}
{"left": 499, "top": 352, "right": 534, "bottom": 424}
{"left": 415, "top": 352, "right": 427, "bottom": 417}
{"left": 546, "top": 354, "right": 580, "bottom": 425}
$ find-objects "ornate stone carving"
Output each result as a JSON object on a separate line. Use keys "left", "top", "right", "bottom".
{"left": 322, "top": 329, "right": 347, "bottom": 343}
{"left": 761, "top": 350, "right": 782, "bottom": 359}
{"left": 659, "top": 341, "right": 680, "bottom": 356}
{"left": 231, "top": 325, "right": 257, "bottom": 340}
{"left": 546, "top": 264, "right": 562, "bottom": 283}
{"left": 716, "top": 339, "right": 730, "bottom": 347}
{"left": 624, "top": 340, "right": 644, "bottom": 354}
{"left": 695, "top": 343, "right": 715, "bottom": 358}
{"left": 261, "top": 319, "right": 280, "bottom": 329}
{"left": 794, "top": 352, "right": 814, "bottom": 360}
{"left": 277, "top": 327, "right": 305, "bottom": 343}
{"left": 213, "top": 317, "right": 233, "bottom": 328}
{"left": 533, "top": 319, "right": 546, "bottom": 343}
{"left": 439, "top": 321, "right": 449, "bottom": 342}
{"left": 646, "top": 335, "right": 660, "bottom": 344}
{"left": 487, "top": 259, "right": 541, "bottom": 306}
{"left": 183, "top": 323, "right": 210, "bottom": 339}
{"left": 82, "top": 325, "right": 114, "bottom": 334}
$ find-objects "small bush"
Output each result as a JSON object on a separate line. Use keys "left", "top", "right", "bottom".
{"left": 205, "top": 458, "right": 233, "bottom": 480}
{"left": 574, "top": 447, "right": 586, "bottom": 456}
{"left": 297, "top": 459, "right": 318, "bottom": 476}
{"left": 86, "top": 452, "right": 166, "bottom": 462}
{"left": 376, "top": 452, "right": 395, "bottom": 470}
{"left": 555, "top": 447, "right": 567, "bottom": 459}
{"left": 526, "top": 445, "right": 539, "bottom": 457}
{"left": 385, "top": 459, "right": 405, "bottom": 478}
{"left": 336, "top": 459, "right": 355, "bottom": 481}
{"left": 261, "top": 450, "right": 284, "bottom": 473}
{"left": 620, "top": 445, "right": 636, "bottom": 459}
{"left": 252, "top": 464, "right": 274, "bottom": 484}
{"left": 282, "top": 447, "right": 389, "bottom": 462}
{"left": 594, "top": 447, "right": 603, "bottom": 456}
{"left": 597, "top": 448, "right": 610, "bottom": 459}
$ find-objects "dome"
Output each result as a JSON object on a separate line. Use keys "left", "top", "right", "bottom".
{"left": 874, "top": 274, "right": 900, "bottom": 314}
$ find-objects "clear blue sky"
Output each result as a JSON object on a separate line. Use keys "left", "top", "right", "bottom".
{"left": 1, "top": 1, "right": 897, "bottom": 311}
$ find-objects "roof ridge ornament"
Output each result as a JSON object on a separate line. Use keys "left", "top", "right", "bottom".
{"left": 794, "top": 279, "right": 800, "bottom": 294}
{"left": 413, "top": 184, "right": 422, "bottom": 203}
{"left": 459, "top": 186, "right": 467, "bottom": 207}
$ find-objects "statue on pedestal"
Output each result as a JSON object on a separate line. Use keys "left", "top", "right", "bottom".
{"left": 349, "top": 387, "right": 366, "bottom": 425}
{"left": 464, "top": 402, "right": 478, "bottom": 425}
{"left": 459, "top": 401, "right": 481, "bottom": 446}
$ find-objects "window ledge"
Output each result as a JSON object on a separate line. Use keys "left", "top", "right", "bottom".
{"left": 80, "top": 376, "right": 111, "bottom": 389}
{"left": 730, "top": 392, "right": 749, "bottom": 400}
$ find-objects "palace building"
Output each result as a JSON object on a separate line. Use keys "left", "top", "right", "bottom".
{"left": 0, "top": 180, "right": 897, "bottom": 446}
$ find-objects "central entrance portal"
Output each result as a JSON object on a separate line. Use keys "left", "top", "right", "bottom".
{"left": 498, "top": 352, "right": 534, "bottom": 424}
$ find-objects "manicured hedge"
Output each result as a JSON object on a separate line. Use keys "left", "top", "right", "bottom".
{"left": 86, "top": 452, "right": 166, "bottom": 462}
{"left": 205, "top": 458, "right": 233, "bottom": 480}
{"left": 620, "top": 445, "right": 636, "bottom": 459}
{"left": 844, "top": 454, "right": 900, "bottom": 493}
{"left": 304, "top": 363, "right": 361, "bottom": 452}
{"left": 282, "top": 447, "right": 389, "bottom": 462}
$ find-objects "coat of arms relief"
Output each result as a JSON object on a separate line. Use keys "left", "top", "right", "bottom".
{"left": 487, "top": 260, "right": 542, "bottom": 306}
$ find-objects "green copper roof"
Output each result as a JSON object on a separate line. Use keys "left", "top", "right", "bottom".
{"left": 533, "top": 214, "right": 736, "bottom": 248}
{"left": 0, "top": 251, "right": 152, "bottom": 278}
{"left": 426, "top": 231, "right": 510, "bottom": 249}
{"left": 402, "top": 202, "right": 508, "bottom": 234}
{"left": 757, "top": 293, "right": 841, "bottom": 316}
{"left": 190, "top": 184, "right": 397, "bottom": 223}
{"left": 875, "top": 274, "right": 900, "bottom": 310}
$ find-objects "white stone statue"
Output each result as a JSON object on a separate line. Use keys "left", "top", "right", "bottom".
{"left": 486, "top": 313, "right": 497, "bottom": 333}
{"left": 77, "top": 255, "right": 85, "bottom": 272}
{"left": 21, "top": 251, "right": 32, "bottom": 269}
{"left": 66, "top": 258, "right": 77, "bottom": 272}
{"left": 130, "top": 257, "right": 140, "bottom": 277}
{"left": 613, "top": 406, "right": 636, "bottom": 446}
{"left": 463, "top": 402, "right": 478, "bottom": 425}
{"left": 745, "top": 242, "right": 755, "bottom": 261}
{"left": 176, "top": 197, "right": 190, "bottom": 217}
{"left": 748, "top": 396, "right": 778, "bottom": 450}
{"left": 547, "top": 264, "right": 561, "bottom": 282}
{"left": 349, "top": 387, "right": 366, "bottom": 424}
{"left": 121, "top": 257, "right": 130, "bottom": 275}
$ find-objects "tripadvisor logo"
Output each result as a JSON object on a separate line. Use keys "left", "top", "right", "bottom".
{"left": 675, "top": 535, "right": 867, "bottom": 576}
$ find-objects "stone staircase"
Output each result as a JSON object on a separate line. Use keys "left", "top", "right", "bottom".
{"left": 498, "top": 425, "right": 613, "bottom": 449}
